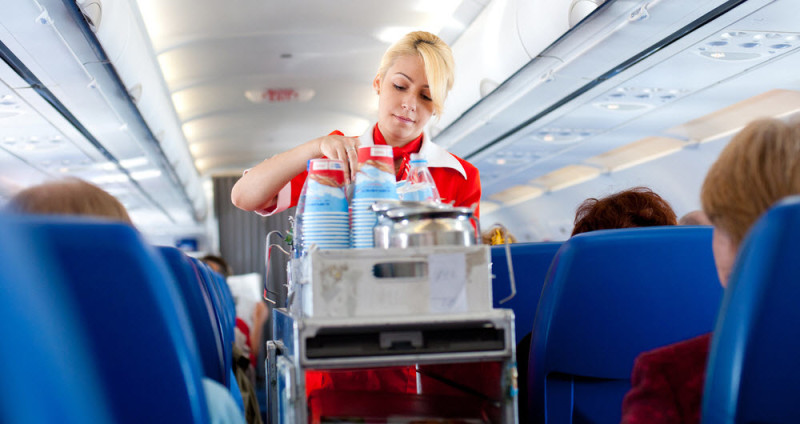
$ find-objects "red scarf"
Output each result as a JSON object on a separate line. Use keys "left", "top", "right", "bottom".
{"left": 372, "top": 125, "right": 423, "bottom": 181}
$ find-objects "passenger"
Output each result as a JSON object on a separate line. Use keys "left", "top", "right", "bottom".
{"left": 6, "top": 178, "right": 132, "bottom": 224}
{"left": 518, "top": 186, "right": 678, "bottom": 423}
{"left": 481, "top": 223, "right": 517, "bottom": 245}
{"left": 6, "top": 178, "right": 246, "bottom": 424}
{"left": 571, "top": 186, "right": 678, "bottom": 236}
{"left": 230, "top": 30, "right": 481, "bottom": 217}
{"left": 620, "top": 118, "right": 800, "bottom": 424}
{"left": 678, "top": 209, "right": 712, "bottom": 226}
{"left": 230, "top": 30, "right": 482, "bottom": 397}
{"left": 201, "top": 255, "right": 263, "bottom": 424}
{"left": 202, "top": 254, "right": 233, "bottom": 278}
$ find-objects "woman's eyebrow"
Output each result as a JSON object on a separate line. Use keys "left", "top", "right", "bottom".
{"left": 394, "top": 72, "right": 429, "bottom": 88}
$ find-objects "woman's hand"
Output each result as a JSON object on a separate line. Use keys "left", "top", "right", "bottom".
{"left": 317, "top": 135, "right": 360, "bottom": 184}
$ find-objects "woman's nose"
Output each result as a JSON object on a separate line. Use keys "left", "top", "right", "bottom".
{"left": 401, "top": 93, "right": 416, "bottom": 112}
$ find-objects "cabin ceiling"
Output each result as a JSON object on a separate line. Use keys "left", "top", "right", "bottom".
{"left": 133, "top": 0, "right": 491, "bottom": 174}
{"left": 2, "top": 0, "right": 800, "bottom": 243}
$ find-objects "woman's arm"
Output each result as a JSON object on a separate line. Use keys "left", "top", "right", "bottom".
{"left": 231, "top": 134, "right": 360, "bottom": 212}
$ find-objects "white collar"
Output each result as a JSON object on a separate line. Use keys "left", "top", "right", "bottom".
{"left": 358, "top": 124, "right": 467, "bottom": 179}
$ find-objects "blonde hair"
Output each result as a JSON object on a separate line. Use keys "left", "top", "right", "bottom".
{"left": 377, "top": 31, "right": 455, "bottom": 117}
{"left": 8, "top": 178, "right": 133, "bottom": 224}
{"left": 701, "top": 118, "right": 800, "bottom": 246}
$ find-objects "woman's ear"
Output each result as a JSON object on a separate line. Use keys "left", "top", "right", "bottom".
{"left": 373, "top": 74, "right": 381, "bottom": 94}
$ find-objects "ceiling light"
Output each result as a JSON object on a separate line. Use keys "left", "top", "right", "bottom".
{"left": 480, "top": 201, "right": 501, "bottom": 215}
{"left": 533, "top": 128, "right": 598, "bottom": 144}
{"left": 594, "top": 102, "right": 650, "bottom": 112}
{"left": 489, "top": 185, "right": 544, "bottom": 206}
{"left": 91, "top": 173, "right": 129, "bottom": 185}
{"left": 530, "top": 164, "right": 601, "bottom": 191}
{"left": 584, "top": 136, "right": 685, "bottom": 172}
{"left": 119, "top": 157, "right": 149, "bottom": 168}
{"left": 666, "top": 89, "right": 800, "bottom": 143}
{"left": 244, "top": 88, "right": 315, "bottom": 104}
{"left": 377, "top": 27, "right": 416, "bottom": 44}
{"left": 131, "top": 169, "right": 162, "bottom": 180}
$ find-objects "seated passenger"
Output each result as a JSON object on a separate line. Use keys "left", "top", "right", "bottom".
{"left": 518, "top": 186, "right": 677, "bottom": 423}
{"left": 620, "top": 118, "right": 800, "bottom": 424}
{"left": 678, "top": 210, "right": 712, "bottom": 226}
{"left": 571, "top": 186, "right": 678, "bottom": 236}
{"left": 5, "top": 178, "right": 246, "bottom": 424}
{"left": 7, "top": 178, "right": 132, "bottom": 224}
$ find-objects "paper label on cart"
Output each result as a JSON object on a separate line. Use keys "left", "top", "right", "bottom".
{"left": 428, "top": 253, "right": 468, "bottom": 313}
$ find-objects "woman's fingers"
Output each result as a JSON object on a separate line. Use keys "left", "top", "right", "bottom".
{"left": 346, "top": 137, "right": 360, "bottom": 183}
{"left": 319, "top": 135, "right": 360, "bottom": 184}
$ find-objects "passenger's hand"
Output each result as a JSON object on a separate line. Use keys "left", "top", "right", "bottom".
{"left": 317, "top": 135, "right": 360, "bottom": 184}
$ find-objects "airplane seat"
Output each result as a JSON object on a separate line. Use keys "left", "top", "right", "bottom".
{"left": 529, "top": 226, "right": 723, "bottom": 424}
{"left": 702, "top": 196, "right": 800, "bottom": 424}
{"left": 0, "top": 215, "right": 114, "bottom": 424}
{"left": 490, "top": 241, "right": 563, "bottom": 343}
{"left": 158, "top": 246, "right": 227, "bottom": 386}
{"left": 192, "top": 257, "right": 235, "bottom": 386}
{"left": 5, "top": 215, "right": 210, "bottom": 424}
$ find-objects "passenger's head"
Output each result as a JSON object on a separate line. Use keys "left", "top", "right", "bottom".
{"left": 374, "top": 31, "right": 454, "bottom": 145}
{"left": 481, "top": 224, "right": 517, "bottom": 245}
{"left": 7, "top": 178, "right": 132, "bottom": 224}
{"left": 571, "top": 187, "right": 678, "bottom": 236}
{"left": 678, "top": 210, "right": 712, "bottom": 226}
{"left": 701, "top": 118, "right": 800, "bottom": 286}
{"left": 201, "top": 254, "right": 232, "bottom": 278}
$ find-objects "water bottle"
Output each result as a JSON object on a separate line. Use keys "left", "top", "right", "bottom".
{"left": 399, "top": 153, "right": 441, "bottom": 202}
{"left": 292, "top": 161, "right": 311, "bottom": 258}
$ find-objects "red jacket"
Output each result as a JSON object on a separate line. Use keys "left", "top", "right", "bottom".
{"left": 620, "top": 333, "right": 712, "bottom": 424}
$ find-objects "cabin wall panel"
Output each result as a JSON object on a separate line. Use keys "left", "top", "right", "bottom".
{"left": 213, "top": 175, "right": 291, "bottom": 307}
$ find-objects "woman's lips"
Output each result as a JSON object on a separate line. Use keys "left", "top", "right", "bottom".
{"left": 394, "top": 114, "right": 414, "bottom": 124}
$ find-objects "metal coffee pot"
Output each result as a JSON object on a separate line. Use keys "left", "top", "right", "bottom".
{"left": 371, "top": 201, "right": 480, "bottom": 248}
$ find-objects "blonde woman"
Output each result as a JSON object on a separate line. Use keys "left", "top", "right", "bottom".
{"left": 231, "top": 31, "right": 481, "bottom": 217}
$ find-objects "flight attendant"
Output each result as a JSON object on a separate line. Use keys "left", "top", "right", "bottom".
{"left": 231, "top": 31, "right": 482, "bottom": 396}
{"left": 231, "top": 30, "right": 481, "bottom": 218}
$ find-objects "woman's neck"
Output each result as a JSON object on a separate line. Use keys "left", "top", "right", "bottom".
{"left": 376, "top": 122, "right": 421, "bottom": 147}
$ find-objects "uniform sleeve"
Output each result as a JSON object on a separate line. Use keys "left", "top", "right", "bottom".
{"left": 252, "top": 171, "right": 307, "bottom": 216}
{"left": 620, "top": 353, "right": 682, "bottom": 424}
{"left": 250, "top": 130, "right": 344, "bottom": 216}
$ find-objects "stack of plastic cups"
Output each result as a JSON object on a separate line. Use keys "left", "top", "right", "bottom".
{"left": 351, "top": 145, "right": 398, "bottom": 248}
{"left": 300, "top": 159, "right": 350, "bottom": 251}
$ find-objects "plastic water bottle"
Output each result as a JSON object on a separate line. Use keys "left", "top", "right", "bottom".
{"left": 399, "top": 153, "right": 440, "bottom": 202}
{"left": 292, "top": 162, "right": 311, "bottom": 258}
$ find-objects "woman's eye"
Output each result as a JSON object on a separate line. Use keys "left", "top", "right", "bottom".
{"left": 393, "top": 84, "right": 405, "bottom": 91}
{"left": 421, "top": 94, "right": 432, "bottom": 101}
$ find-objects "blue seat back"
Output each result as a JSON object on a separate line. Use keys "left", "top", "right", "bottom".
{"left": 159, "top": 246, "right": 226, "bottom": 385}
{"left": 530, "top": 226, "right": 723, "bottom": 424}
{"left": 7, "top": 215, "right": 210, "bottom": 424}
{"left": 192, "top": 257, "right": 233, "bottom": 383}
{"left": 491, "top": 242, "right": 562, "bottom": 343}
{"left": 702, "top": 196, "right": 800, "bottom": 424}
{"left": 0, "top": 215, "right": 114, "bottom": 424}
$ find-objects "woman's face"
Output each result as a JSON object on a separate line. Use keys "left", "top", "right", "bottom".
{"left": 373, "top": 54, "right": 434, "bottom": 146}
{"left": 711, "top": 226, "right": 738, "bottom": 288}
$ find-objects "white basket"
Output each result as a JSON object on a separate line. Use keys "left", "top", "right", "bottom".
{"left": 290, "top": 245, "right": 492, "bottom": 319}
